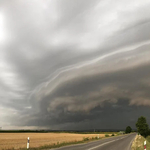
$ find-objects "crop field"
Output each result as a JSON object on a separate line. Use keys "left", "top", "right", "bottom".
{"left": 0, "top": 133, "right": 113, "bottom": 149}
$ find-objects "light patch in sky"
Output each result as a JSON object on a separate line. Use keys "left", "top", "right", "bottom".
{"left": 0, "top": 12, "right": 5, "bottom": 44}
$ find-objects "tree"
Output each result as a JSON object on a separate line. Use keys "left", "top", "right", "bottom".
{"left": 125, "top": 126, "right": 132, "bottom": 133}
{"left": 136, "top": 116, "right": 149, "bottom": 138}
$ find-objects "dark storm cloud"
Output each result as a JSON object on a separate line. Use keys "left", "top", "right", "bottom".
{"left": 23, "top": 54, "right": 150, "bottom": 129}
{"left": 0, "top": 0, "right": 150, "bottom": 129}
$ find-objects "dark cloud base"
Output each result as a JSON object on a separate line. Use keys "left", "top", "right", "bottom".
{"left": 25, "top": 99, "right": 150, "bottom": 130}
{"left": 22, "top": 62, "right": 150, "bottom": 129}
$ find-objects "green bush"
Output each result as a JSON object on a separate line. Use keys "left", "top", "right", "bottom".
{"left": 83, "top": 137, "right": 89, "bottom": 141}
{"left": 125, "top": 126, "right": 132, "bottom": 134}
{"left": 111, "top": 133, "right": 114, "bottom": 136}
{"left": 105, "top": 134, "right": 109, "bottom": 137}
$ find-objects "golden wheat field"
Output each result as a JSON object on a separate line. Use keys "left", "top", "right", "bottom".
{"left": 0, "top": 133, "right": 110, "bottom": 149}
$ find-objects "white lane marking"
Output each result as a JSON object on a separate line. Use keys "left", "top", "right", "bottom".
{"left": 87, "top": 136, "right": 127, "bottom": 150}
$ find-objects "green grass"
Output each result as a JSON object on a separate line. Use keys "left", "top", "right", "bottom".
{"left": 69, "top": 132, "right": 118, "bottom": 134}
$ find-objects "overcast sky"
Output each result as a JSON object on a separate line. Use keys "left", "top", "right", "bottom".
{"left": 0, "top": 0, "right": 150, "bottom": 130}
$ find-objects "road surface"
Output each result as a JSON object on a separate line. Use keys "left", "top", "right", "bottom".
{"left": 51, "top": 133, "right": 136, "bottom": 150}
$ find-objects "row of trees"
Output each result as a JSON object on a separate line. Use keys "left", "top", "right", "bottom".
{"left": 125, "top": 116, "right": 150, "bottom": 138}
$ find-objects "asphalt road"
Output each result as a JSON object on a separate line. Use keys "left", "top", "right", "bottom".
{"left": 51, "top": 133, "right": 136, "bottom": 150}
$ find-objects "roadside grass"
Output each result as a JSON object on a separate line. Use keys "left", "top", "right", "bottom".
{"left": 76, "top": 132, "right": 118, "bottom": 134}
{"left": 132, "top": 135, "right": 150, "bottom": 150}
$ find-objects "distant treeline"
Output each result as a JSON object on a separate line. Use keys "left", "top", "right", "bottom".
{"left": 0, "top": 129, "right": 136, "bottom": 133}
{"left": 0, "top": 130, "right": 48, "bottom": 133}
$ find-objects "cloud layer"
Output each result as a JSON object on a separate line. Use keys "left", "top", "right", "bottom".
{"left": 0, "top": 0, "right": 150, "bottom": 129}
